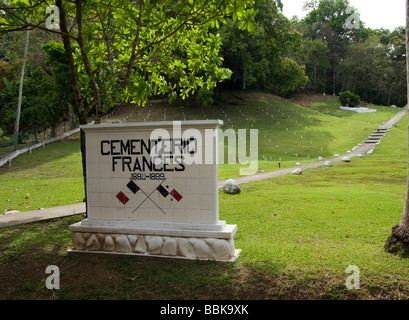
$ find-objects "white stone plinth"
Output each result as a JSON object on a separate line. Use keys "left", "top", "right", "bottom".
{"left": 70, "top": 120, "right": 239, "bottom": 261}
{"left": 69, "top": 219, "right": 238, "bottom": 261}
{"left": 340, "top": 106, "right": 377, "bottom": 113}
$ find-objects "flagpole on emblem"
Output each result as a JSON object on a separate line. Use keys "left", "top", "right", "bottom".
{"left": 132, "top": 179, "right": 168, "bottom": 215}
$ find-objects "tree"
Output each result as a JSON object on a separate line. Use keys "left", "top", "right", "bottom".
{"left": 336, "top": 30, "right": 407, "bottom": 107}
{"left": 380, "top": 27, "right": 407, "bottom": 107}
{"left": 296, "top": 37, "right": 330, "bottom": 92}
{"left": 42, "top": 40, "right": 76, "bottom": 130}
{"left": 0, "top": 60, "right": 15, "bottom": 92}
{"left": 300, "top": 0, "right": 368, "bottom": 94}
{"left": 219, "top": 0, "right": 307, "bottom": 96}
{"left": 0, "top": 78, "right": 18, "bottom": 135}
{"left": 384, "top": 0, "right": 409, "bottom": 255}
{"left": 13, "top": 27, "right": 29, "bottom": 150}
{"left": 0, "top": 0, "right": 256, "bottom": 200}
{"left": 338, "top": 90, "right": 360, "bottom": 107}
{"left": 339, "top": 37, "right": 382, "bottom": 102}
{"left": 0, "top": 65, "right": 66, "bottom": 142}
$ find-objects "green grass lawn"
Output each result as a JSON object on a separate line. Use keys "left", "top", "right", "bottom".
{"left": 0, "top": 94, "right": 408, "bottom": 300}
{"left": 0, "top": 137, "right": 84, "bottom": 213}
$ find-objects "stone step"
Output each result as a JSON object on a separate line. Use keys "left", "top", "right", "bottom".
{"left": 365, "top": 137, "right": 382, "bottom": 143}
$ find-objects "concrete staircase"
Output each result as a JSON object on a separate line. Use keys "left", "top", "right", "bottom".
{"left": 364, "top": 128, "right": 388, "bottom": 144}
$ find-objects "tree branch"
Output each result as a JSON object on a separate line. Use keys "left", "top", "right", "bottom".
{"left": 121, "top": 0, "right": 144, "bottom": 90}
{"left": 75, "top": 0, "right": 102, "bottom": 122}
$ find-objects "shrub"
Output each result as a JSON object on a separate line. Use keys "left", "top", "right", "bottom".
{"left": 196, "top": 87, "right": 214, "bottom": 108}
{"left": 339, "top": 91, "right": 360, "bottom": 107}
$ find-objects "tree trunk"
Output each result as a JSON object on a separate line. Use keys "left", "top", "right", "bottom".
{"left": 13, "top": 28, "right": 30, "bottom": 151}
{"left": 57, "top": 0, "right": 88, "bottom": 209}
{"left": 76, "top": 0, "right": 102, "bottom": 124}
{"left": 51, "top": 125, "right": 57, "bottom": 138}
{"left": 323, "top": 69, "right": 326, "bottom": 95}
{"left": 384, "top": 0, "right": 409, "bottom": 256}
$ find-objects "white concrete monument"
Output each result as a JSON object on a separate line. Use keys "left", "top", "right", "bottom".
{"left": 69, "top": 120, "right": 239, "bottom": 261}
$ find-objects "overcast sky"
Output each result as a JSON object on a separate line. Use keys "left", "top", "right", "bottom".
{"left": 280, "top": 0, "right": 406, "bottom": 31}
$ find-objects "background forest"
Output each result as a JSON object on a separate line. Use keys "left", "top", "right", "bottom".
{"left": 0, "top": 0, "right": 406, "bottom": 143}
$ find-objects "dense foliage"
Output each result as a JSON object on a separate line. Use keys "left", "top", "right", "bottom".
{"left": 338, "top": 90, "right": 360, "bottom": 107}
{"left": 294, "top": 0, "right": 406, "bottom": 107}
{"left": 0, "top": 0, "right": 257, "bottom": 139}
{"left": 0, "top": 0, "right": 406, "bottom": 141}
{"left": 218, "top": 0, "right": 308, "bottom": 96}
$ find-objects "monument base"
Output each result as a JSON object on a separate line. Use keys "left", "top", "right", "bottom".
{"left": 69, "top": 220, "right": 238, "bottom": 262}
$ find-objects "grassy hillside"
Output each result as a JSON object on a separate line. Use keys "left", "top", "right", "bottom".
{"left": 0, "top": 92, "right": 403, "bottom": 213}
{"left": 106, "top": 92, "right": 402, "bottom": 177}
{"left": 0, "top": 138, "right": 84, "bottom": 213}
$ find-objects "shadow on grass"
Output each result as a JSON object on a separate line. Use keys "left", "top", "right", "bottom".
{"left": 0, "top": 214, "right": 397, "bottom": 300}
{"left": 0, "top": 215, "right": 290, "bottom": 300}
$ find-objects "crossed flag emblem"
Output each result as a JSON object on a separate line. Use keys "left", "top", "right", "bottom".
{"left": 116, "top": 179, "right": 183, "bottom": 215}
